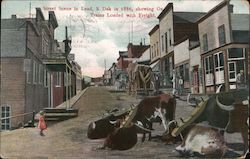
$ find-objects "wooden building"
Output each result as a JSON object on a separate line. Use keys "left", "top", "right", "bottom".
{"left": 198, "top": 0, "right": 249, "bottom": 93}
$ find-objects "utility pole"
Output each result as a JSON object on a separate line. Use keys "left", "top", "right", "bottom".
{"left": 29, "top": 2, "right": 31, "bottom": 18}
{"left": 131, "top": 21, "right": 133, "bottom": 43}
{"left": 104, "top": 59, "right": 106, "bottom": 71}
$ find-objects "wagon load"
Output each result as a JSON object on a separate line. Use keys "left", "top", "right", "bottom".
{"left": 127, "top": 63, "right": 154, "bottom": 95}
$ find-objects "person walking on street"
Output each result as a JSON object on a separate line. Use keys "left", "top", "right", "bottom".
{"left": 38, "top": 111, "right": 47, "bottom": 136}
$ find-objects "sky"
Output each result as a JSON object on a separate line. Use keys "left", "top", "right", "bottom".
{"left": 1, "top": 0, "right": 249, "bottom": 77}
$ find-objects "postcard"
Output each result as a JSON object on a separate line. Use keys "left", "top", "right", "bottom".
{"left": 1, "top": 0, "right": 249, "bottom": 158}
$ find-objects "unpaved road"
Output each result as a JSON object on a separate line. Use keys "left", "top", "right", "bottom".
{"left": 0, "top": 87, "right": 244, "bottom": 158}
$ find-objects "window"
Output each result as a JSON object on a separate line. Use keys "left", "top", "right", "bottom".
{"left": 218, "top": 24, "right": 226, "bottom": 46}
{"left": 214, "top": 52, "right": 224, "bottom": 70}
{"left": 165, "top": 32, "right": 168, "bottom": 53}
{"left": 1, "top": 105, "right": 11, "bottom": 130}
{"left": 33, "top": 61, "right": 37, "bottom": 84}
{"left": 156, "top": 42, "right": 159, "bottom": 56}
{"left": 153, "top": 44, "right": 155, "bottom": 57}
{"left": 151, "top": 46, "right": 153, "bottom": 58}
{"left": 203, "top": 34, "right": 208, "bottom": 52}
{"left": 44, "top": 69, "right": 48, "bottom": 87}
{"left": 24, "top": 59, "right": 32, "bottom": 84}
{"left": 228, "top": 62, "right": 236, "bottom": 82}
{"left": 184, "top": 63, "right": 189, "bottom": 82}
{"left": 161, "top": 35, "right": 164, "bottom": 51}
{"left": 228, "top": 48, "right": 245, "bottom": 60}
{"left": 38, "top": 64, "right": 43, "bottom": 84}
{"left": 55, "top": 72, "right": 61, "bottom": 87}
{"left": 204, "top": 56, "right": 214, "bottom": 86}
{"left": 152, "top": 45, "right": 154, "bottom": 58}
{"left": 169, "top": 29, "right": 172, "bottom": 46}
{"left": 169, "top": 57, "right": 173, "bottom": 77}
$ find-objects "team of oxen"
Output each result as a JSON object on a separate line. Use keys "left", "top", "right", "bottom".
{"left": 87, "top": 90, "right": 248, "bottom": 158}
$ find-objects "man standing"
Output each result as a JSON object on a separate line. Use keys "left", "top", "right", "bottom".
{"left": 236, "top": 70, "right": 246, "bottom": 90}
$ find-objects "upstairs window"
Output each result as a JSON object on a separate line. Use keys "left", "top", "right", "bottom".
{"left": 165, "top": 32, "right": 168, "bottom": 53}
{"left": 44, "top": 69, "right": 48, "bottom": 87}
{"left": 38, "top": 64, "right": 43, "bottom": 84}
{"left": 161, "top": 35, "right": 164, "bottom": 51}
{"left": 156, "top": 42, "right": 159, "bottom": 56}
{"left": 169, "top": 28, "right": 172, "bottom": 46}
{"left": 203, "top": 34, "right": 208, "bottom": 52}
{"left": 218, "top": 24, "right": 226, "bottom": 46}
{"left": 33, "top": 61, "right": 37, "bottom": 84}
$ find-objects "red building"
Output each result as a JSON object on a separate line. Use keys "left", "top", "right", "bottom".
{"left": 116, "top": 51, "right": 129, "bottom": 71}
{"left": 127, "top": 43, "right": 150, "bottom": 64}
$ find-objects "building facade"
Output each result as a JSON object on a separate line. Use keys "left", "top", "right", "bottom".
{"left": 198, "top": 1, "right": 249, "bottom": 93}
{"left": 157, "top": 3, "right": 205, "bottom": 88}
{"left": 1, "top": 8, "right": 58, "bottom": 129}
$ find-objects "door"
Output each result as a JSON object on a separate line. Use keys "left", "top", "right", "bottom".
{"left": 214, "top": 52, "right": 224, "bottom": 84}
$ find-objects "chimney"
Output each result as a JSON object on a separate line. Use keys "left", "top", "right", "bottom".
{"left": 11, "top": 15, "right": 17, "bottom": 19}
{"left": 229, "top": 4, "right": 234, "bottom": 13}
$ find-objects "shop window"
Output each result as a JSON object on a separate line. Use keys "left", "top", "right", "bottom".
{"left": 228, "top": 48, "right": 245, "bottom": 60}
{"left": 228, "top": 62, "right": 236, "bottom": 82}
{"left": 204, "top": 55, "right": 214, "bottom": 86}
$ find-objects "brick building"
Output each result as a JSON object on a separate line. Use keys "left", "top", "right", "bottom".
{"left": 1, "top": 8, "right": 58, "bottom": 129}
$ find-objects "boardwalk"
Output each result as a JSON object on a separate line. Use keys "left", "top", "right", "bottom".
{"left": 0, "top": 87, "right": 244, "bottom": 158}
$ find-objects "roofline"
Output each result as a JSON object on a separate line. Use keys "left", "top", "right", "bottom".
{"left": 36, "top": 8, "right": 45, "bottom": 21}
{"left": 197, "top": 0, "right": 229, "bottom": 23}
{"left": 157, "top": 3, "right": 173, "bottom": 20}
{"left": 149, "top": 24, "right": 159, "bottom": 36}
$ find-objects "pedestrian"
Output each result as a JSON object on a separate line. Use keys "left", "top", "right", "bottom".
{"left": 236, "top": 70, "right": 246, "bottom": 90}
{"left": 38, "top": 111, "right": 47, "bottom": 136}
{"left": 178, "top": 76, "right": 184, "bottom": 95}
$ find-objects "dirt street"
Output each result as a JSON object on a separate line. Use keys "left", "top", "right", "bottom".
{"left": 0, "top": 87, "right": 244, "bottom": 158}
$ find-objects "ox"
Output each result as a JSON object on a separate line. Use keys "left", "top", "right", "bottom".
{"left": 175, "top": 124, "right": 227, "bottom": 158}
{"left": 163, "top": 90, "right": 249, "bottom": 155}
{"left": 132, "top": 93, "right": 176, "bottom": 141}
{"left": 101, "top": 123, "right": 138, "bottom": 150}
{"left": 87, "top": 111, "right": 128, "bottom": 139}
{"left": 216, "top": 94, "right": 249, "bottom": 154}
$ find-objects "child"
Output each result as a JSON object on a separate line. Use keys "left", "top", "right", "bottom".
{"left": 38, "top": 111, "right": 47, "bottom": 136}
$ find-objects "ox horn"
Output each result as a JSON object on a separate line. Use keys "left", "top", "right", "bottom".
{"left": 109, "top": 120, "right": 117, "bottom": 125}
{"left": 91, "top": 122, "right": 96, "bottom": 129}
{"left": 216, "top": 84, "right": 223, "bottom": 93}
{"left": 216, "top": 95, "right": 234, "bottom": 111}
